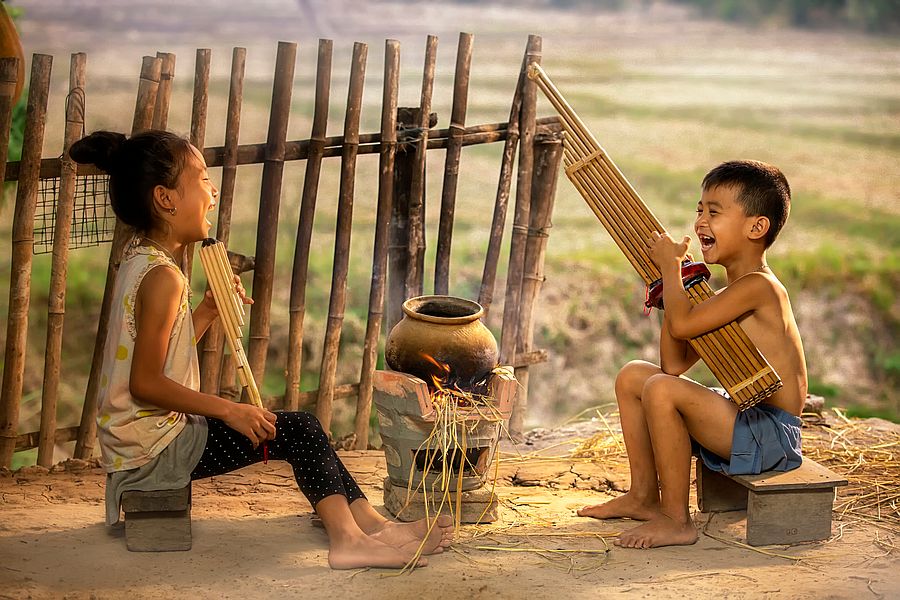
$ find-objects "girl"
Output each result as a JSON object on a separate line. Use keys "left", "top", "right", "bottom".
{"left": 70, "top": 130, "right": 452, "bottom": 569}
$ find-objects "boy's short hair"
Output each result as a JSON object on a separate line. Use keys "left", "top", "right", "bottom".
{"left": 702, "top": 160, "right": 791, "bottom": 248}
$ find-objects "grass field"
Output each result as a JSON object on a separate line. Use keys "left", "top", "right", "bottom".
{"left": 2, "top": 1, "right": 898, "bottom": 465}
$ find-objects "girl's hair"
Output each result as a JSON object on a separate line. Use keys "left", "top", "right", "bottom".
{"left": 69, "top": 130, "right": 193, "bottom": 233}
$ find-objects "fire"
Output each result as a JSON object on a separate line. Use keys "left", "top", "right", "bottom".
{"left": 419, "top": 352, "right": 476, "bottom": 407}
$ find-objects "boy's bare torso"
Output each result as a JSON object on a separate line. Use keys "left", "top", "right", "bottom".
{"left": 732, "top": 272, "right": 807, "bottom": 416}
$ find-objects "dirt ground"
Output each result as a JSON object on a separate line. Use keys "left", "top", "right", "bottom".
{"left": 2, "top": 419, "right": 898, "bottom": 600}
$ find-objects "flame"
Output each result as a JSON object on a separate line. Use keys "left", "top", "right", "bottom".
{"left": 419, "top": 352, "right": 452, "bottom": 391}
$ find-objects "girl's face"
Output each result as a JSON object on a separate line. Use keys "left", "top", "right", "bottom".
{"left": 170, "top": 145, "right": 218, "bottom": 243}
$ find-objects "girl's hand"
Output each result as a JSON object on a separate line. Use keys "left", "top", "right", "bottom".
{"left": 648, "top": 231, "right": 691, "bottom": 267}
{"left": 200, "top": 275, "right": 253, "bottom": 314}
{"left": 223, "top": 402, "right": 277, "bottom": 448}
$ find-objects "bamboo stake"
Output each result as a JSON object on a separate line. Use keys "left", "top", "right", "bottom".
{"left": 76, "top": 55, "right": 161, "bottom": 459}
{"left": 508, "top": 126, "right": 562, "bottom": 438}
{"left": 0, "top": 58, "right": 18, "bottom": 212}
{"left": 37, "top": 53, "right": 86, "bottom": 467}
{"left": 529, "top": 63, "right": 782, "bottom": 408}
{"left": 200, "top": 47, "right": 245, "bottom": 395}
{"left": 183, "top": 48, "right": 211, "bottom": 281}
{"left": 354, "top": 39, "right": 400, "bottom": 449}
{"left": 316, "top": 41, "right": 367, "bottom": 434}
{"left": 478, "top": 43, "right": 528, "bottom": 316}
{"left": 246, "top": 41, "right": 296, "bottom": 397}
{"left": 386, "top": 108, "right": 417, "bottom": 334}
{"left": 285, "top": 39, "right": 333, "bottom": 411}
{"left": 404, "top": 34, "right": 437, "bottom": 300}
{"left": 499, "top": 35, "right": 540, "bottom": 366}
{"left": 151, "top": 52, "right": 175, "bottom": 130}
{"left": 0, "top": 54, "right": 52, "bottom": 468}
{"left": 434, "top": 32, "right": 473, "bottom": 295}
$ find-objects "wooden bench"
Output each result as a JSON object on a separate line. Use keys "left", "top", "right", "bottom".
{"left": 121, "top": 485, "right": 192, "bottom": 552}
{"left": 696, "top": 458, "right": 848, "bottom": 546}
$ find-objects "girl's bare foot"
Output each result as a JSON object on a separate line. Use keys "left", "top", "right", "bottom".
{"left": 577, "top": 492, "right": 660, "bottom": 521}
{"left": 327, "top": 533, "right": 428, "bottom": 570}
{"left": 614, "top": 514, "right": 698, "bottom": 549}
{"left": 369, "top": 515, "right": 454, "bottom": 555}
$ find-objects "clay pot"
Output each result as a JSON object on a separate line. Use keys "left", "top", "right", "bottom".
{"left": 385, "top": 295, "right": 498, "bottom": 390}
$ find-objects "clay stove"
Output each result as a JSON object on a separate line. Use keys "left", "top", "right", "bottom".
{"left": 373, "top": 367, "right": 516, "bottom": 523}
{"left": 373, "top": 295, "right": 517, "bottom": 523}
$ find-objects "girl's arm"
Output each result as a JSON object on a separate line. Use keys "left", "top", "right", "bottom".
{"left": 130, "top": 266, "right": 275, "bottom": 447}
{"left": 659, "top": 313, "right": 700, "bottom": 375}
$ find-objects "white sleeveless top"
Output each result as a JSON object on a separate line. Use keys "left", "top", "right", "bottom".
{"left": 96, "top": 244, "right": 199, "bottom": 472}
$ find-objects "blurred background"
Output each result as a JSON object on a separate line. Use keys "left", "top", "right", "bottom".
{"left": 2, "top": 0, "right": 898, "bottom": 467}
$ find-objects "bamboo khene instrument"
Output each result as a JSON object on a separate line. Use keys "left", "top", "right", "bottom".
{"left": 198, "top": 238, "right": 263, "bottom": 410}
{"left": 528, "top": 63, "right": 782, "bottom": 410}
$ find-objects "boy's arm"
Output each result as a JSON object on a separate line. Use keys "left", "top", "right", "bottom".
{"left": 659, "top": 313, "right": 700, "bottom": 375}
{"left": 650, "top": 232, "right": 774, "bottom": 339}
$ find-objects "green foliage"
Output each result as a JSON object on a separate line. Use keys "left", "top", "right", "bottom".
{"left": 673, "top": 0, "right": 900, "bottom": 32}
{"left": 809, "top": 378, "right": 840, "bottom": 398}
{"left": 842, "top": 404, "right": 899, "bottom": 423}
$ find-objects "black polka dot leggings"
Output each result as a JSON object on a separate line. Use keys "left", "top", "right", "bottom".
{"left": 190, "top": 411, "right": 366, "bottom": 507}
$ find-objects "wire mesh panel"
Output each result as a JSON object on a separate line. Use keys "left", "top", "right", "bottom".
{"left": 33, "top": 173, "right": 115, "bottom": 254}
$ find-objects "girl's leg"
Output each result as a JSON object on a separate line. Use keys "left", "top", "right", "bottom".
{"left": 192, "top": 413, "right": 446, "bottom": 563}
{"left": 616, "top": 374, "right": 736, "bottom": 548}
{"left": 348, "top": 498, "right": 453, "bottom": 552}
{"left": 579, "top": 360, "right": 663, "bottom": 520}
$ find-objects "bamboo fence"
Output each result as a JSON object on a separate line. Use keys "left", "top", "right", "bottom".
{"left": 0, "top": 33, "right": 562, "bottom": 467}
{"left": 528, "top": 63, "right": 782, "bottom": 410}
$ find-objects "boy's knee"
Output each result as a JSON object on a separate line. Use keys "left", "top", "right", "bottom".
{"left": 641, "top": 374, "right": 676, "bottom": 409}
{"left": 616, "top": 360, "right": 659, "bottom": 393}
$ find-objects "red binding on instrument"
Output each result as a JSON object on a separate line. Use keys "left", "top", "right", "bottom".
{"left": 645, "top": 261, "right": 711, "bottom": 311}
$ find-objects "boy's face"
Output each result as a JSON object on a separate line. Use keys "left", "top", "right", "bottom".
{"left": 694, "top": 184, "right": 756, "bottom": 265}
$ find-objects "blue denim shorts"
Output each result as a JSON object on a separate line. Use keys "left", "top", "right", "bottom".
{"left": 699, "top": 402, "right": 802, "bottom": 476}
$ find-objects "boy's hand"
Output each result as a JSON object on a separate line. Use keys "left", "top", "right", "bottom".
{"left": 648, "top": 231, "right": 691, "bottom": 267}
{"left": 223, "top": 402, "right": 277, "bottom": 448}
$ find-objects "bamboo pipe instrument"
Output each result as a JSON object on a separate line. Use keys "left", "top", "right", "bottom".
{"left": 527, "top": 63, "right": 781, "bottom": 409}
{"left": 199, "top": 239, "right": 262, "bottom": 410}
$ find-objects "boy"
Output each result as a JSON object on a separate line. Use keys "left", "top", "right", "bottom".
{"left": 578, "top": 160, "right": 807, "bottom": 549}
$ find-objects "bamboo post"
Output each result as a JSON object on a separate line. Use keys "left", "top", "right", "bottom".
{"left": 386, "top": 107, "right": 416, "bottom": 334}
{"left": 404, "top": 34, "right": 437, "bottom": 300}
{"left": 76, "top": 55, "right": 161, "bottom": 459}
{"left": 508, "top": 126, "right": 562, "bottom": 438}
{"left": 246, "top": 41, "right": 296, "bottom": 396}
{"left": 433, "top": 32, "right": 473, "bottom": 295}
{"left": 0, "top": 58, "right": 17, "bottom": 203}
{"left": 151, "top": 52, "right": 175, "bottom": 130}
{"left": 285, "top": 39, "right": 333, "bottom": 411}
{"left": 499, "top": 35, "right": 540, "bottom": 366}
{"left": 199, "top": 47, "right": 245, "bottom": 394}
{"left": 0, "top": 54, "right": 52, "bottom": 468}
{"left": 316, "top": 41, "right": 367, "bottom": 433}
{"left": 478, "top": 40, "right": 529, "bottom": 316}
{"left": 354, "top": 39, "right": 399, "bottom": 449}
{"left": 183, "top": 48, "right": 211, "bottom": 280}
{"left": 37, "top": 53, "right": 86, "bottom": 466}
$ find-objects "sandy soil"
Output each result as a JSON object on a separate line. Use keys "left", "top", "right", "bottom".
{"left": 2, "top": 422, "right": 898, "bottom": 600}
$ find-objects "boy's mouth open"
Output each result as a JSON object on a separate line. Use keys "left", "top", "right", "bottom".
{"left": 698, "top": 234, "right": 715, "bottom": 251}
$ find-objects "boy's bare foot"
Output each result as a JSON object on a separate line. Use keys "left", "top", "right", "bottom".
{"left": 577, "top": 492, "right": 660, "bottom": 521}
{"left": 614, "top": 515, "right": 698, "bottom": 549}
{"left": 328, "top": 533, "right": 428, "bottom": 570}
{"left": 369, "top": 515, "right": 454, "bottom": 555}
